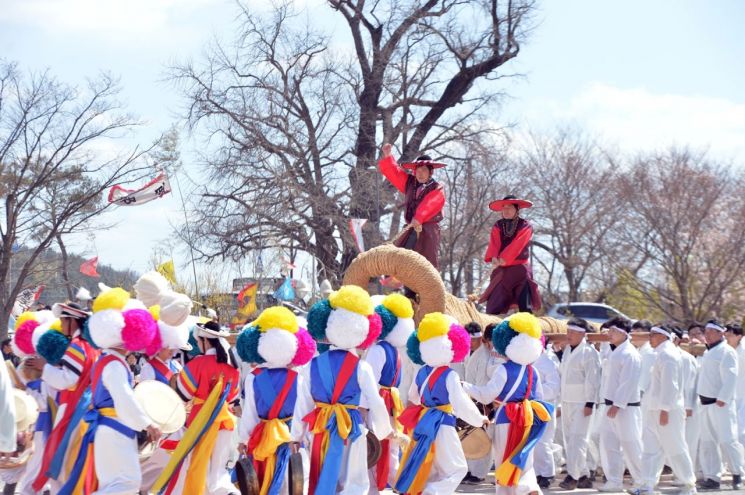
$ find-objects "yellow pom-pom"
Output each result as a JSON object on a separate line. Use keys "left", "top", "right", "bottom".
{"left": 92, "top": 287, "right": 130, "bottom": 313}
{"left": 328, "top": 286, "right": 373, "bottom": 316}
{"left": 383, "top": 293, "right": 414, "bottom": 319}
{"left": 417, "top": 312, "right": 450, "bottom": 342}
{"left": 508, "top": 312, "right": 542, "bottom": 339}
{"left": 49, "top": 319, "right": 62, "bottom": 332}
{"left": 255, "top": 306, "right": 298, "bottom": 334}
{"left": 149, "top": 305, "right": 161, "bottom": 321}
{"left": 15, "top": 312, "right": 36, "bottom": 330}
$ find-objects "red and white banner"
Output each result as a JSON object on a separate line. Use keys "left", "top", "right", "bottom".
{"left": 15, "top": 286, "right": 44, "bottom": 312}
{"left": 349, "top": 218, "right": 367, "bottom": 253}
{"left": 108, "top": 172, "right": 171, "bottom": 206}
{"left": 80, "top": 257, "right": 100, "bottom": 278}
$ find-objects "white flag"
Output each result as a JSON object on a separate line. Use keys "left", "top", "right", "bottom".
{"left": 108, "top": 173, "right": 171, "bottom": 206}
{"left": 349, "top": 218, "right": 367, "bottom": 252}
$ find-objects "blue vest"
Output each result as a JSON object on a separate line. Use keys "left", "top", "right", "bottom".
{"left": 252, "top": 368, "right": 297, "bottom": 420}
{"left": 378, "top": 341, "right": 401, "bottom": 388}
{"left": 495, "top": 361, "right": 537, "bottom": 424}
{"left": 92, "top": 358, "right": 133, "bottom": 409}
{"left": 414, "top": 365, "right": 455, "bottom": 426}
{"left": 310, "top": 349, "right": 361, "bottom": 406}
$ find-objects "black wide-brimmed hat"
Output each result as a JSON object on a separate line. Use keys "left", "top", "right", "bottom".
{"left": 52, "top": 301, "right": 91, "bottom": 320}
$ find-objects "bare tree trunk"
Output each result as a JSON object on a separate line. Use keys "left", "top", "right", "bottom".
{"left": 56, "top": 234, "right": 74, "bottom": 300}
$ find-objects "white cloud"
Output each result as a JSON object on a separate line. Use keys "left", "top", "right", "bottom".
{"left": 519, "top": 83, "right": 745, "bottom": 161}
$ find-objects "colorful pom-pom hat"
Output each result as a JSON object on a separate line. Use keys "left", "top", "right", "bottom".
{"left": 373, "top": 293, "right": 415, "bottom": 347}
{"left": 405, "top": 312, "right": 470, "bottom": 367}
{"left": 87, "top": 287, "right": 158, "bottom": 352}
{"left": 307, "top": 285, "right": 381, "bottom": 350}
{"left": 236, "top": 306, "right": 316, "bottom": 368}
{"left": 491, "top": 312, "right": 543, "bottom": 366}
{"left": 12, "top": 310, "right": 55, "bottom": 358}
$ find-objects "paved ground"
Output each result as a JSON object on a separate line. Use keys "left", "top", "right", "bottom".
{"left": 382, "top": 472, "right": 738, "bottom": 494}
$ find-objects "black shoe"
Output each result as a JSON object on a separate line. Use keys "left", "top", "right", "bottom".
{"left": 588, "top": 469, "right": 597, "bottom": 482}
{"left": 537, "top": 476, "right": 553, "bottom": 488}
{"left": 559, "top": 475, "right": 578, "bottom": 490}
{"left": 577, "top": 475, "right": 593, "bottom": 489}
{"left": 662, "top": 465, "right": 672, "bottom": 475}
{"left": 461, "top": 474, "right": 478, "bottom": 484}
{"left": 733, "top": 474, "right": 742, "bottom": 490}
{"left": 696, "top": 478, "right": 720, "bottom": 491}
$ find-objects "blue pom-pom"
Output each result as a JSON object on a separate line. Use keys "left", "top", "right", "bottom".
{"left": 186, "top": 330, "right": 202, "bottom": 357}
{"left": 81, "top": 318, "right": 99, "bottom": 350}
{"left": 307, "top": 300, "right": 332, "bottom": 342}
{"left": 37, "top": 331, "right": 71, "bottom": 365}
{"left": 375, "top": 305, "right": 397, "bottom": 340}
{"left": 492, "top": 320, "right": 518, "bottom": 357}
{"left": 235, "top": 326, "right": 265, "bottom": 365}
{"left": 406, "top": 331, "right": 424, "bottom": 365}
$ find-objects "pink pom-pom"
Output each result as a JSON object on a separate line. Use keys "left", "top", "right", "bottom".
{"left": 15, "top": 320, "right": 39, "bottom": 355}
{"left": 359, "top": 313, "right": 382, "bottom": 350}
{"left": 121, "top": 309, "right": 157, "bottom": 352}
{"left": 144, "top": 329, "right": 163, "bottom": 357}
{"left": 448, "top": 323, "right": 470, "bottom": 363}
{"left": 291, "top": 328, "right": 316, "bottom": 366}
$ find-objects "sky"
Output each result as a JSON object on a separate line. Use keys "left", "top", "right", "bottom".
{"left": 2, "top": 0, "right": 744, "bottom": 288}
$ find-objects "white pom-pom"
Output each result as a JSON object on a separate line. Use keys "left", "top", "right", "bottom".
{"left": 370, "top": 295, "right": 385, "bottom": 307}
{"left": 134, "top": 271, "right": 171, "bottom": 308}
{"left": 33, "top": 310, "right": 55, "bottom": 326}
{"left": 123, "top": 298, "right": 147, "bottom": 311}
{"left": 326, "top": 308, "right": 369, "bottom": 349}
{"left": 159, "top": 291, "right": 193, "bottom": 327}
{"left": 88, "top": 309, "right": 125, "bottom": 349}
{"left": 385, "top": 318, "right": 415, "bottom": 348}
{"left": 76, "top": 287, "right": 92, "bottom": 301}
{"left": 420, "top": 335, "right": 454, "bottom": 367}
{"left": 259, "top": 329, "right": 299, "bottom": 367}
{"left": 505, "top": 333, "right": 543, "bottom": 365}
{"left": 97, "top": 282, "right": 112, "bottom": 293}
{"left": 31, "top": 321, "right": 53, "bottom": 350}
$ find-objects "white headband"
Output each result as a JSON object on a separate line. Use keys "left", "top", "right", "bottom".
{"left": 609, "top": 325, "right": 628, "bottom": 333}
{"left": 650, "top": 326, "right": 671, "bottom": 339}
{"left": 705, "top": 322, "right": 725, "bottom": 333}
{"left": 567, "top": 324, "right": 587, "bottom": 333}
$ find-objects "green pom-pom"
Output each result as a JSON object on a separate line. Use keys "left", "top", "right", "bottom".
{"left": 492, "top": 320, "right": 518, "bottom": 357}
{"left": 236, "top": 326, "right": 265, "bottom": 364}
{"left": 406, "top": 331, "right": 424, "bottom": 365}
{"left": 307, "top": 300, "right": 332, "bottom": 341}
{"left": 37, "top": 331, "right": 71, "bottom": 365}
{"left": 375, "top": 305, "right": 397, "bottom": 340}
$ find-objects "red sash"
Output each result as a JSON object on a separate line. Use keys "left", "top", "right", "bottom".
{"left": 148, "top": 358, "right": 174, "bottom": 382}
{"left": 398, "top": 366, "right": 449, "bottom": 432}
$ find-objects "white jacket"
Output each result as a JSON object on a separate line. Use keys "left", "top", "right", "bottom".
{"left": 678, "top": 346, "right": 699, "bottom": 410}
{"left": 560, "top": 339, "right": 600, "bottom": 404}
{"left": 602, "top": 339, "right": 641, "bottom": 408}
{"left": 697, "top": 339, "right": 739, "bottom": 404}
{"left": 534, "top": 349, "right": 561, "bottom": 404}
{"left": 735, "top": 340, "right": 745, "bottom": 400}
{"left": 644, "top": 340, "right": 684, "bottom": 412}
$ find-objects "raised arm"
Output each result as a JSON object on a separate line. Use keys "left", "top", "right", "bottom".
{"left": 378, "top": 143, "right": 409, "bottom": 193}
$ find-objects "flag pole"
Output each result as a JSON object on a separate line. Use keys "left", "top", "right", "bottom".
{"left": 172, "top": 169, "right": 200, "bottom": 299}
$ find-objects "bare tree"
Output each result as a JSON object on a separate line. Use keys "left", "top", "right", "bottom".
{"left": 440, "top": 135, "right": 514, "bottom": 296}
{"left": 0, "top": 62, "right": 155, "bottom": 338}
{"left": 512, "top": 129, "right": 627, "bottom": 304}
{"left": 174, "top": 0, "right": 536, "bottom": 281}
{"left": 617, "top": 148, "right": 745, "bottom": 321}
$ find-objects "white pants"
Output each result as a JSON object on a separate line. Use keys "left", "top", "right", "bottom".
{"left": 737, "top": 398, "right": 745, "bottom": 447}
{"left": 699, "top": 402, "right": 745, "bottom": 481}
{"left": 561, "top": 402, "right": 592, "bottom": 480}
{"left": 599, "top": 406, "right": 643, "bottom": 486}
{"left": 92, "top": 425, "right": 142, "bottom": 495}
{"left": 640, "top": 408, "right": 696, "bottom": 490}
{"left": 534, "top": 410, "right": 556, "bottom": 478}
{"left": 16, "top": 430, "right": 52, "bottom": 495}
{"left": 170, "top": 429, "right": 237, "bottom": 495}
{"left": 493, "top": 423, "right": 538, "bottom": 495}
{"left": 587, "top": 404, "right": 603, "bottom": 473}
{"left": 685, "top": 405, "right": 701, "bottom": 478}
{"left": 398, "top": 424, "right": 467, "bottom": 495}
